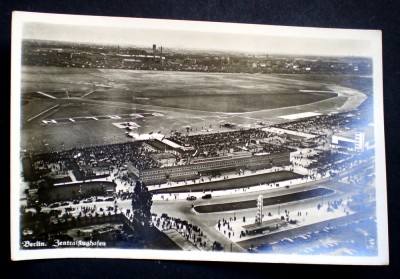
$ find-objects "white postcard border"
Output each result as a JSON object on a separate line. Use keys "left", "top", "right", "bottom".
{"left": 10, "top": 11, "right": 389, "bottom": 265}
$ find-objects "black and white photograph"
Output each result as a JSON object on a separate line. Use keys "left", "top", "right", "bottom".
{"left": 10, "top": 11, "right": 388, "bottom": 265}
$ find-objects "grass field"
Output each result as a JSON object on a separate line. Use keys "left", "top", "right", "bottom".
{"left": 21, "top": 67, "right": 336, "bottom": 113}
{"left": 194, "top": 187, "right": 334, "bottom": 213}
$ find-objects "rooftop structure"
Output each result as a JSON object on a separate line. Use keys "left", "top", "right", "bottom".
{"left": 331, "top": 126, "right": 374, "bottom": 153}
{"left": 243, "top": 218, "right": 286, "bottom": 235}
{"left": 132, "top": 150, "right": 292, "bottom": 185}
{"left": 263, "top": 127, "right": 318, "bottom": 139}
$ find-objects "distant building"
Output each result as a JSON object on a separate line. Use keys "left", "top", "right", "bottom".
{"left": 331, "top": 127, "right": 374, "bottom": 153}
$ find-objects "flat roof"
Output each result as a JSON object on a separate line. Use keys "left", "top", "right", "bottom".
{"left": 334, "top": 130, "right": 356, "bottom": 139}
{"left": 333, "top": 127, "right": 374, "bottom": 142}
{"left": 243, "top": 218, "right": 285, "bottom": 231}
{"left": 278, "top": 111, "right": 322, "bottom": 120}
{"left": 152, "top": 133, "right": 185, "bottom": 149}
{"left": 263, "top": 127, "right": 317, "bottom": 139}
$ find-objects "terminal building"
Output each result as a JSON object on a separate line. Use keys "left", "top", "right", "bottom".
{"left": 126, "top": 132, "right": 293, "bottom": 185}
{"left": 330, "top": 127, "right": 374, "bottom": 153}
{"left": 128, "top": 149, "right": 292, "bottom": 185}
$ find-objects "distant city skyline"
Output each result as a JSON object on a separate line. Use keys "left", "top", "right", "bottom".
{"left": 20, "top": 16, "right": 376, "bottom": 57}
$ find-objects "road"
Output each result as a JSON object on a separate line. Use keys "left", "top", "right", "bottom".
{"left": 237, "top": 208, "right": 376, "bottom": 250}
{"left": 194, "top": 187, "right": 334, "bottom": 213}
{"left": 39, "top": 176, "right": 363, "bottom": 253}
{"left": 146, "top": 179, "right": 359, "bottom": 252}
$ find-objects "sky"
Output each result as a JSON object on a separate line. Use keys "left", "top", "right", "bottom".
{"left": 20, "top": 16, "right": 377, "bottom": 57}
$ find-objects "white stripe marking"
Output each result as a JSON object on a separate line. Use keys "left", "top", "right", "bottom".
{"left": 28, "top": 105, "right": 59, "bottom": 122}
{"left": 37, "top": 91, "right": 57, "bottom": 99}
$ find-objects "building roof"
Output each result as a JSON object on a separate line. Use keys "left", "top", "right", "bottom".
{"left": 243, "top": 218, "right": 285, "bottom": 232}
{"left": 278, "top": 111, "right": 322, "bottom": 120}
{"left": 333, "top": 130, "right": 356, "bottom": 140}
{"left": 263, "top": 127, "right": 317, "bottom": 139}
{"left": 333, "top": 126, "right": 374, "bottom": 142}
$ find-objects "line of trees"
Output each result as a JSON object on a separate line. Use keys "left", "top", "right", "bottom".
{"left": 131, "top": 180, "right": 153, "bottom": 239}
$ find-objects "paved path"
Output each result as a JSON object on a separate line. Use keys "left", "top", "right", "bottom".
{"left": 193, "top": 218, "right": 246, "bottom": 253}
{"left": 162, "top": 229, "right": 200, "bottom": 251}
{"left": 237, "top": 209, "right": 374, "bottom": 250}
{"left": 150, "top": 179, "right": 357, "bottom": 253}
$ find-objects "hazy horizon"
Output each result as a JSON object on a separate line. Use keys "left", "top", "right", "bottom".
{"left": 22, "top": 38, "right": 374, "bottom": 60}
{"left": 22, "top": 21, "right": 375, "bottom": 57}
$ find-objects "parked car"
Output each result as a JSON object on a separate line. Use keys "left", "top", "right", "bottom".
{"left": 60, "top": 202, "right": 69, "bottom": 206}
{"left": 73, "top": 200, "right": 80, "bottom": 205}
{"left": 49, "top": 203, "right": 60, "bottom": 208}
{"left": 105, "top": 197, "right": 114, "bottom": 202}
{"left": 83, "top": 198, "right": 92, "bottom": 203}
{"left": 202, "top": 194, "right": 212, "bottom": 199}
{"left": 186, "top": 196, "right": 197, "bottom": 201}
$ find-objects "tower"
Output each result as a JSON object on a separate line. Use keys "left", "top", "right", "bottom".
{"left": 255, "top": 195, "right": 263, "bottom": 225}
{"left": 355, "top": 131, "right": 365, "bottom": 152}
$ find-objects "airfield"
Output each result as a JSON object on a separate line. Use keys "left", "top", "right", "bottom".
{"left": 19, "top": 66, "right": 367, "bottom": 153}
{"left": 16, "top": 65, "right": 378, "bottom": 256}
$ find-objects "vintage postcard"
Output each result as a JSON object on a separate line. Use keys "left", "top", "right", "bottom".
{"left": 11, "top": 11, "right": 388, "bottom": 264}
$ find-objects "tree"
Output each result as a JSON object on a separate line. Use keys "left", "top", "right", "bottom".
{"left": 131, "top": 180, "right": 153, "bottom": 238}
{"left": 37, "top": 178, "right": 52, "bottom": 203}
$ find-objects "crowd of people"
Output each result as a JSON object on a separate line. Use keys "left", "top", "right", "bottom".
{"left": 308, "top": 151, "right": 351, "bottom": 173}
{"left": 30, "top": 142, "right": 160, "bottom": 182}
{"left": 168, "top": 129, "right": 292, "bottom": 159}
{"left": 31, "top": 126, "right": 296, "bottom": 183}
{"left": 274, "top": 112, "right": 357, "bottom": 136}
{"left": 28, "top": 107, "right": 371, "bottom": 189}
{"left": 152, "top": 215, "right": 210, "bottom": 249}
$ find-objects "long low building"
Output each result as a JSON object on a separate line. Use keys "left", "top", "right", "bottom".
{"left": 39, "top": 181, "right": 116, "bottom": 203}
{"left": 331, "top": 127, "right": 374, "bottom": 153}
{"left": 128, "top": 150, "right": 292, "bottom": 184}
{"left": 243, "top": 218, "right": 286, "bottom": 235}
